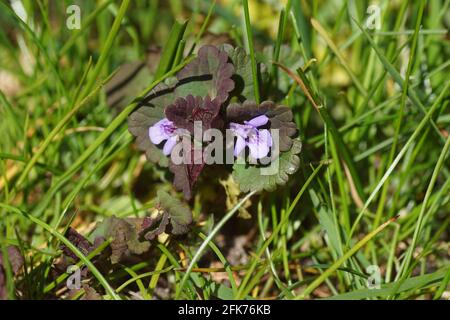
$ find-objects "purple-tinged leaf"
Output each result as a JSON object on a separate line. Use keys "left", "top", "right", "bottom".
{"left": 169, "top": 146, "right": 205, "bottom": 200}
{"left": 81, "top": 285, "right": 103, "bottom": 300}
{"left": 165, "top": 95, "right": 222, "bottom": 133}
{"left": 157, "top": 190, "right": 193, "bottom": 235}
{"left": 62, "top": 228, "right": 92, "bottom": 261}
{"left": 93, "top": 216, "right": 151, "bottom": 264}
{"left": 143, "top": 212, "right": 170, "bottom": 241}
{"left": 176, "top": 45, "right": 235, "bottom": 103}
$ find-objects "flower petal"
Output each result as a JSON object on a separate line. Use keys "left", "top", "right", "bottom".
{"left": 245, "top": 115, "right": 269, "bottom": 127}
{"left": 149, "top": 118, "right": 174, "bottom": 144}
{"left": 261, "top": 129, "right": 273, "bottom": 147}
{"left": 163, "top": 135, "right": 178, "bottom": 156}
{"left": 234, "top": 135, "right": 246, "bottom": 156}
{"left": 248, "top": 129, "right": 272, "bottom": 159}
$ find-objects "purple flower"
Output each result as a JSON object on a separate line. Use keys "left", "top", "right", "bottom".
{"left": 229, "top": 115, "right": 273, "bottom": 159}
{"left": 149, "top": 118, "right": 179, "bottom": 156}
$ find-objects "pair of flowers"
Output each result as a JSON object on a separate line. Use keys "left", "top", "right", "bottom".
{"left": 150, "top": 114, "right": 273, "bottom": 160}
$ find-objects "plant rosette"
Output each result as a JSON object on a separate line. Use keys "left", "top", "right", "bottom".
{"left": 128, "top": 45, "right": 301, "bottom": 200}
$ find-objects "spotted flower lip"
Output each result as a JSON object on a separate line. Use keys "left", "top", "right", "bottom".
{"left": 149, "top": 118, "right": 179, "bottom": 156}
{"left": 230, "top": 115, "right": 273, "bottom": 159}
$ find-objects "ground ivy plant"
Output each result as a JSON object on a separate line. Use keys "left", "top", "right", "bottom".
{"left": 56, "top": 45, "right": 302, "bottom": 272}
{"left": 128, "top": 44, "right": 301, "bottom": 200}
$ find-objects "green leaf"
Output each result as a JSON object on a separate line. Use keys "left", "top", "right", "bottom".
{"left": 143, "top": 212, "right": 170, "bottom": 241}
{"left": 154, "top": 20, "right": 189, "bottom": 79}
{"left": 99, "top": 196, "right": 142, "bottom": 217}
{"left": 210, "top": 282, "right": 254, "bottom": 300}
{"left": 157, "top": 190, "right": 193, "bottom": 235}
{"left": 93, "top": 216, "right": 150, "bottom": 264}
{"left": 310, "top": 191, "right": 343, "bottom": 258}
{"left": 325, "top": 268, "right": 447, "bottom": 300}
{"left": 220, "top": 44, "right": 255, "bottom": 102}
{"left": 233, "top": 139, "right": 302, "bottom": 193}
{"left": 128, "top": 100, "right": 170, "bottom": 167}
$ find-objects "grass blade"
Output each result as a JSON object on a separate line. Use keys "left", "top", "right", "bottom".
{"left": 353, "top": 16, "right": 445, "bottom": 143}
{"left": 154, "top": 20, "right": 188, "bottom": 79}
{"left": 242, "top": 0, "right": 260, "bottom": 103}
{"left": 0, "top": 204, "right": 120, "bottom": 300}
{"left": 176, "top": 191, "right": 256, "bottom": 299}
{"left": 297, "top": 216, "right": 397, "bottom": 299}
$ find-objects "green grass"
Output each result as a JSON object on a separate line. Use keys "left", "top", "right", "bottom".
{"left": 0, "top": 0, "right": 449, "bottom": 300}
